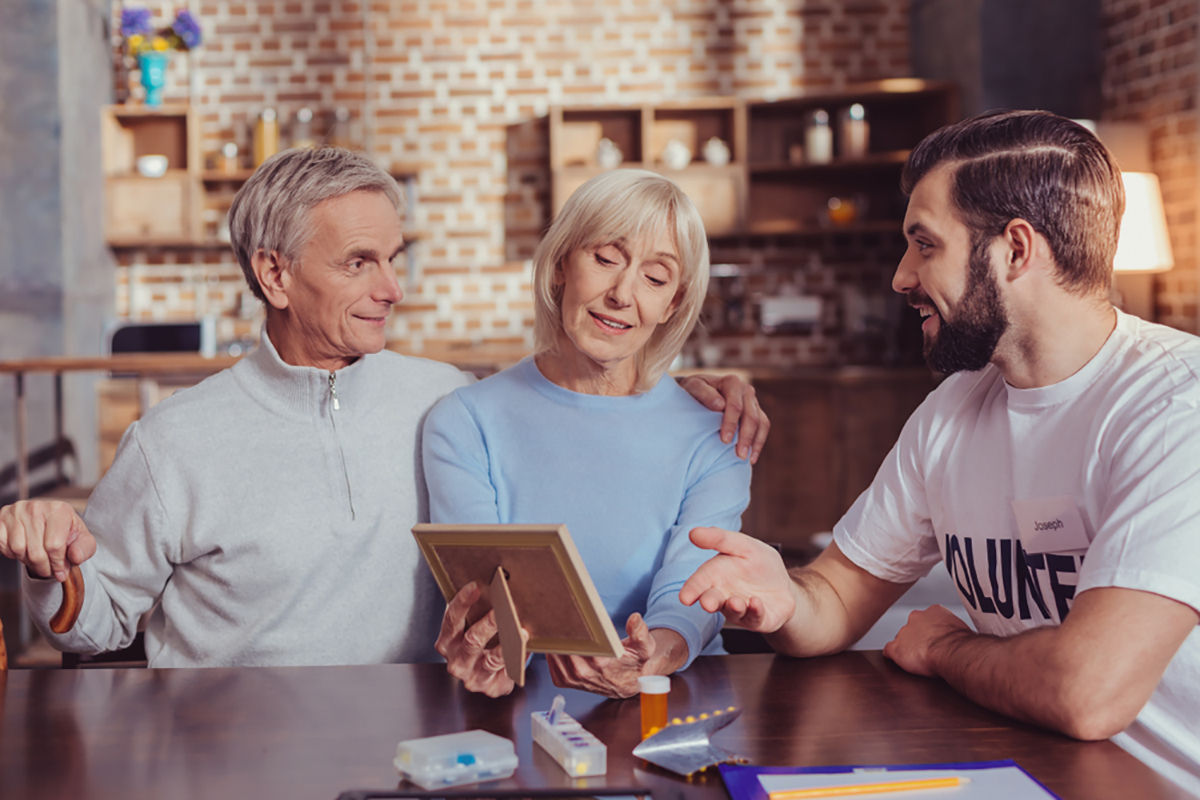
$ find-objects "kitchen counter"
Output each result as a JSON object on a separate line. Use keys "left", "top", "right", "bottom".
{"left": 386, "top": 340, "right": 531, "bottom": 377}
{"left": 744, "top": 368, "right": 941, "bottom": 553}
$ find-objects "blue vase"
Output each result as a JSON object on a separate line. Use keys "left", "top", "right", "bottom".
{"left": 138, "top": 51, "right": 169, "bottom": 107}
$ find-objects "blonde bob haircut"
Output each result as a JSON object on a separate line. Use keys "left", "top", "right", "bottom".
{"left": 532, "top": 169, "right": 710, "bottom": 393}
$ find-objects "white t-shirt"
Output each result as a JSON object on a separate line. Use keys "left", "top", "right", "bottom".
{"left": 834, "top": 310, "right": 1200, "bottom": 795}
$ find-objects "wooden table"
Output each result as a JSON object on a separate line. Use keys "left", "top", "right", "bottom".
{"left": 0, "top": 354, "right": 239, "bottom": 501}
{"left": 0, "top": 652, "right": 1186, "bottom": 799}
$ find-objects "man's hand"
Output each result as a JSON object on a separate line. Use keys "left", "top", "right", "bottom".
{"left": 546, "top": 613, "right": 680, "bottom": 699}
{"left": 679, "top": 527, "right": 797, "bottom": 633}
{"left": 879, "top": 587, "right": 1199, "bottom": 741}
{"left": 678, "top": 373, "right": 770, "bottom": 464}
{"left": 0, "top": 500, "right": 96, "bottom": 581}
{"left": 435, "top": 582, "right": 528, "bottom": 698}
{"left": 881, "top": 605, "right": 971, "bottom": 677}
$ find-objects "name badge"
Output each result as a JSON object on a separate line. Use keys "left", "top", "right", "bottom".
{"left": 1011, "top": 495, "right": 1090, "bottom": 553}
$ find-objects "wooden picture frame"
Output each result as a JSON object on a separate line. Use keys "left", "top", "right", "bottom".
{"left": 412, "top": 524, "right": 626, "bottom": 685}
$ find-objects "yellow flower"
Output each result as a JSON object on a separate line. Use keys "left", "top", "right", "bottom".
{"left": 152, "top": 36, "right": 169, "bottom": 51}
{"left": 128, "top": 34, "right": 144, "bottom": 51}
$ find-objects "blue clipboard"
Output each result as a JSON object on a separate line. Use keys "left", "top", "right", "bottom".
{"left": 719, "top": 759, "right": 1061, "bottom": 800}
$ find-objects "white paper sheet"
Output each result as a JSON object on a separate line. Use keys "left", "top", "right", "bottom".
{"left": 758, "top": 764, "right": 1056, "bottom": 799}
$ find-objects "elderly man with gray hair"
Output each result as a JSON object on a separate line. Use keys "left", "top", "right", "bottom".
{"left": 0, "top": 147, "right": 767, "bottom": 667}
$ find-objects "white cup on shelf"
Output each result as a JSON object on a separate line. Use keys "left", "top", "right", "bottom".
{"left": 136, "top": 155, "right": 169, "bottom": 178}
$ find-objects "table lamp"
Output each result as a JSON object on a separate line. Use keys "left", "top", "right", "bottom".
{"left": 1114, "top": 172, "right": 1174, "bottom": 274}
{"left": 1113, "top": 171, "right": 1174, "bottom": 320}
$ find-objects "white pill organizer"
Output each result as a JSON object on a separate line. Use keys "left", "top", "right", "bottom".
{"left": 531, "top": 707, "right": 607, "bottom": 777}
{"left": 394, "top": 729, "right": 518, "bottom": 790}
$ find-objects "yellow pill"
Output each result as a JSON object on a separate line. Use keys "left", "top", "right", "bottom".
{"left": 713, "top": 709, "right": 723, "bottom": 716}
{"left": 685, "top": 715, "right": 696, "bottom": 723}
{"left": 672, "top": 717, "right": 683, "bottom": 725}
{"left": 727, "top": 706, "right": 736, "bottom": 712}
{"left": 699, "top": 713, "right": 709, "bottom": 720}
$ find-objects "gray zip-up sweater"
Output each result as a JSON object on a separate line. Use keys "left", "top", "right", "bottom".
{"left": 26, "top": 332, "right": 471, "bottom": 667}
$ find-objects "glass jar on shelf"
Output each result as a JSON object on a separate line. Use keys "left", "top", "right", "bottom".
{"left": 292, "top": 107, "right": 316, "bottom": 149}
{"left": 220, "top": 142, "right": 240, "bottom": 174}
{"left": 328, "top": 107, "right": 354, "bottom": 150}
{"left": 804, "top": 109, "right": 833, "bottom": 165}
{"left": 838, "top": 103, "right": 870, "bottom": 159}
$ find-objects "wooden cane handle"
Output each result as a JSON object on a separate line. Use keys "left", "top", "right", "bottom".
{"left": 49, "top": 564, "right": 84, "bottom": 634}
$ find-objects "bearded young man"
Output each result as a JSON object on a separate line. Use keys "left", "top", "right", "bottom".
{"left": 680, "top": 110, "right": 1200, "bottom": 794}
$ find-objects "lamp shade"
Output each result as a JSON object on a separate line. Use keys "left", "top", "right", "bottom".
{"left": 1114, "top": 172, "right": 1174, "bottom": 273}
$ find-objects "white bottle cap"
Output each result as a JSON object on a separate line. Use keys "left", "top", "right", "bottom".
{"left": 638, "top": 675, "right": 670, "bottom": 695}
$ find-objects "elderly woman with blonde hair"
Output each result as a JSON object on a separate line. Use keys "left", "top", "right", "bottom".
{"left": 422, "top": 169, "right": 752, "bottom": 698}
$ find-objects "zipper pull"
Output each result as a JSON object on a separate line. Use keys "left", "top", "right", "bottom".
{"left": 328, "top": 371, "right": 340, "bottom": 411}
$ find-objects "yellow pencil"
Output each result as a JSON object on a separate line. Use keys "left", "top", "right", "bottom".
{"left": 767, "top": 775, "right": 970, "bottom": 799}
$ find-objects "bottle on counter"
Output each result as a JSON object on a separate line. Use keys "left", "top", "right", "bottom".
{"left": 805, "top": 109, "right": 833, "bottom": 165}
{"left": 253, "top": 108, "right": 280, "bottom": 167}
{"left": 638, "top": 676, "right": 670, "bottom": 739}
{"left": 220, "top": 142, "right": 240, "bottom": 175}
{"left": 838, "top": 103, "right": 870, "bottom": 159}
{"left": 292, "top": 107, "right": 316, "bottom": 149}
{"left": 328, "top": 107, "right": 353, "bottom": 150}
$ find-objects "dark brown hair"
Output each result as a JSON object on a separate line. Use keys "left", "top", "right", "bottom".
{"left": 901, "top": 110, "right": 1124, "bottom": 296}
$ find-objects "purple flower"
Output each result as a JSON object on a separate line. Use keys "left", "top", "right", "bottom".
{"left": 171, "top": 10, "right": 203, "bottom": 49}
{"left": 120, "top": 7, "right": 153, "bottom": 37}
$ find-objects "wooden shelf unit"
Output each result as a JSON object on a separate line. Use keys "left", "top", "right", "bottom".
{"left": 107, "top": 238, "right": 234, "bottom": 250}
{"left": 548, "top": 80, "right": 957, "bottom": 242}
{"left": 100, "top": 109, "right": 424, "bottom": 252}
{"left": 201, "top": 169, "right": 259, "bottom": 182}
{"left": 549, "top": 99, "right": 749, "bottom": 237}
{"left": 735, "top": 219, "right": 905, "bottom": 238}
{"left": 746, "top": 79, "right": 958, "bottom": 235}
{"left": 102, "top": 105, "right": 204, "bottom": 245}
{"left": 747, "top": 150, "right": 912, "bottom": 176}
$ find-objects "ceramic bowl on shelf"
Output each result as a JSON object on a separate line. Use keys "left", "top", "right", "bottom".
{"left": 703, "top": 137, "right": 731, "bottom": 167}
{"left": 136, "top": 155, "right": 169, "bottom": 178}
{"left": 661, "top": 138, "right": 692, "bottom": 170}
{"left": 596, "top": 138, "right": 624, "bottom": 169}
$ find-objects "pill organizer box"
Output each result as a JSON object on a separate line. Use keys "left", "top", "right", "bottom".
{"left": 394, "top": 729, "right": 519, "bottom": 790}
{"left": 531, "top": 708, "right": 607, "bottom": 777}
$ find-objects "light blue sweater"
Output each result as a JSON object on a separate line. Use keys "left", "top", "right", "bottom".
{"left": 422, "top": 357, "right": 751, "bottom": 667}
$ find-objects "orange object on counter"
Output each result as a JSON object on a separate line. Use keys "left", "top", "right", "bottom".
{"left": 638, "top": 675, "right": 670, "bottom": 739}
{"left": 253, "top": 108, "right": 279, "bottom": 167}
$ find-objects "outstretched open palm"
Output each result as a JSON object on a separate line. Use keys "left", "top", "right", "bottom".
{"left": 679, "top": 527, "right": 797, "bottom": 633}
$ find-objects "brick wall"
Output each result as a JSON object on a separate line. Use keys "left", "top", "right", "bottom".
{"left": 1102, "top": 0, "right": 1200, "bottom": 333}
{"left": 113, "top": 0, "right": 912, "bottom": 362}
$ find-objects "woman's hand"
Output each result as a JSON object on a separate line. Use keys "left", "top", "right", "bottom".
{"left": 546, "top": 614, "right": 687, "bottom": 699}
{"left": 435, "top": 582, "right": 528, "bottom": 698}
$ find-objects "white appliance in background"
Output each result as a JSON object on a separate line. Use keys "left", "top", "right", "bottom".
{"left": 759, "top": 294, "right": 822, "bottom": 333}
{"left": 105, "top": 315, "right": 218, "bottom": 358}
